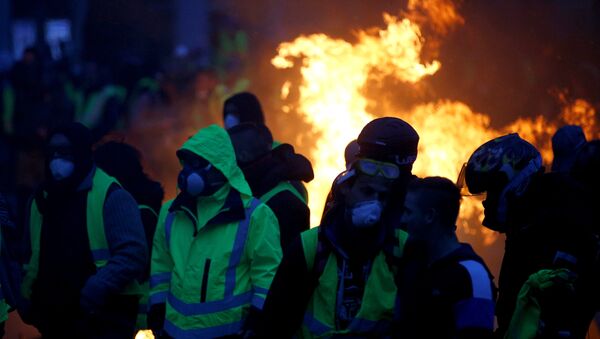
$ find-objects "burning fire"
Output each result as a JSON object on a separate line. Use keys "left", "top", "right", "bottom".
{"left": 272, "top": 13, "right": 441, "bottom": 227}
{"left": 272, "top": 8, "right": 598, "bottom": 243}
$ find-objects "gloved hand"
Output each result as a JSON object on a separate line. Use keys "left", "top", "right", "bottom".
{"left": 78, "top": 291, "right": 103, "bottom": 335}
{"left": 148, "top": 303, "right": 166, "bottom": 337}
{"left": 80, "top": 290, "right": 102, "bottom": 318}
{"left": 79, "top": 276, "right": 109, "bottom": 318}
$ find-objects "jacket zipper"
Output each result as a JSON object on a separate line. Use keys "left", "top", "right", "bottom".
{"left": 200, "top": 259, "right": 211, "bottom": 302}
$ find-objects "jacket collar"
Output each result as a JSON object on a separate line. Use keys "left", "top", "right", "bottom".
{"left": 169, "top": 188, "right": 247, "bottom": 230}
{"left": 76, "top": 166, "right": 96, "bottom": 192}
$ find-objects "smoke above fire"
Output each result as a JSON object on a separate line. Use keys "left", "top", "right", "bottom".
{"left": 270, "top": 0, "right": 599, "bottom": 244}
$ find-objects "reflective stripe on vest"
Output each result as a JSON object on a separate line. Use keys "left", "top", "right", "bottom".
{"left": 164, "top": 198, "right": 262, "bottom": 336}
{"left": 78, "top": 85, "right": 127, "bottom": 127}
{"left": 164, "top": 318, "right": 243, "bottom": 339}
{"left": 22, "top": 168, "right": 142, "bottom": 299}
{"left": 297, "top": 227, "right": 400, "bottom": 338}
{"left": 303, "top": 312, "right": 391, "bottom": 336}
{"left": 259, "top": 181, "right": 306, "bottom": 205}
{"left": 139, "top": 204, "right": 158, "bottom": 218}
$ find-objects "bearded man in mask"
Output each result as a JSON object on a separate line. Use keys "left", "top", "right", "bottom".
{"left": 258, "top": 117, "right": 418, "bottom": 338}
{"left": 21, "top": 122, "right": 147, "bottom": 338}
{"left": 148, "top": 125, "right": 282, "bottom": 338}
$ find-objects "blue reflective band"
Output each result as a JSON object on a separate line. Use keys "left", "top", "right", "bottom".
{"left": 454, "top": 298, "right": 495, "bottom": 330}
{"left": 251, "top": 294, "right": 265, "bottom": 310}
{"left": 149, "top": 291, "right": 168, "bottom": 305}
{"left": 348, "top": 318, "right": 391, "bottom": 334}
{"left": 253, "top": 286, "right": 269, "bottom": 296}
{"left": 167, "top": 290, "right": 253, "bottom": 316}
{"left": 150, "top": 272, "right": 172, "bottom": 288}
{"left": 459, "top": 260, "right": 493, "bottom": 300}
{"left": 303, "top": 313, "right": 330, "bottom": 335}
{"left": 164, "top": 319, "right": 243, "bottom": 339}
{"left": 165, "top": 213, "right": 175, "bottom": 249}
{"left": 225, "top": 199, "right": 260, "bottom": 297}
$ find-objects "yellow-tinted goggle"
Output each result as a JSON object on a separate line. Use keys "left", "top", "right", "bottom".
{"left": 354, "top": 158, "right": 400, "bottom": 179}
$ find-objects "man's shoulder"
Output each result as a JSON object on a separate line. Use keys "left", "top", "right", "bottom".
{"left": 432, "top": 245, "right": 494, "bottom": 300}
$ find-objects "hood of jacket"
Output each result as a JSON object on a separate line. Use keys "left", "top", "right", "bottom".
{"left": 241, "top": 143, "right": 314, "bottom": 197}
{"left": 179, "top": 124, "right": 252, "bottom": 198}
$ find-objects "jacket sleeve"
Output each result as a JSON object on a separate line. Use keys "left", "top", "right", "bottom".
{"left": 149, "top": 201, "right": 175, "bottom": 306}
{"left": 80, "top": 188, "right": 148, "bottom": 309}
{"left": 246, "top": 203, "right": 282, "bottom": 311}
{"left": 453, "top": 261, "right": 496, "bottom": 339}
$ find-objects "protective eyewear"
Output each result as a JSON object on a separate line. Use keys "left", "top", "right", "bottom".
{"left": 456, "top": 162, "right": 486, "bottom": 197}
{"left": 354, "top": 158, "right": 400, "bottom": 179}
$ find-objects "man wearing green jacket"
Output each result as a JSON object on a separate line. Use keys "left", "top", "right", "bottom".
{"left": 148, "top": 125, "right": 282, "bottom": 338}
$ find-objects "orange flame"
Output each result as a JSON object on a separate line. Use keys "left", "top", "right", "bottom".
{"left": 406, "top": 0, "right": 465, "bottom": 35}
{"left": 272, "top": 6, "right": 598, "bottom": 245}
{"left": 560, "top": 95, "right": 598, "bottom": 140}
{"left": 273, "top": 13, "right": 440, "bottom": 226}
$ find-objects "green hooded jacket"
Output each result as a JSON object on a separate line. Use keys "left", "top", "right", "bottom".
{"left": 150, "top": 125, "right": 282, "bottom": 338}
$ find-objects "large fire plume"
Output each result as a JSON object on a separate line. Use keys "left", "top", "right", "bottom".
{"left": 271, "top": 2, "right": 599, "bottom": 241}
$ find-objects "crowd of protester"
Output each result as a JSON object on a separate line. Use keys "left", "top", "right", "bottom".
{"left": 0, "top": 45, "right": 598, "bottom": 339}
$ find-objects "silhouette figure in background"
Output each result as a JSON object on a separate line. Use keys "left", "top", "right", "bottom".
{"left": 344, "top": 140, "right": 359, "bottom": 169}
{"left": 229, "top": 123, "right": 313, "bottom": 250}
{"left": 94, "top": 141, "right": 164, "bottom": 329}
{"left": 551, "top": 125, "right": 586, "bottom": 173}
{"left": 222, "top": 92, "right": 265, "bottom": 130}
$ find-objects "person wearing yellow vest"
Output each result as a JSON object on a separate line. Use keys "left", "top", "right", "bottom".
{"left": 223, "top": 92, "right": 310, "bottom": 203}
{"left": 228, "top": 123, "right": 313, "bottom": 251}
{"left": 259, "top": 158, "right": 406, "bottom": 338}
{"left": 94, "top": 141, "right": 165, "bottom": 330}
{"left": 148, "top": 125, "right": 282, "bottom": 338}
{"left": 258, "top": 117, "right": 423, "bottom": 338}
{"left": 21, "top": 123, "right": 147, "bottom": 338}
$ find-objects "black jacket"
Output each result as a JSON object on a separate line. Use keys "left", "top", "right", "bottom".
{"left": 241, "top": 144, "right": 313, "bottom": 250}
{"left": 395, "top": 243, "right": 496, "bottom": 339}
{"left": 495, "top": 172, "right": 599, "bottom": 336}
